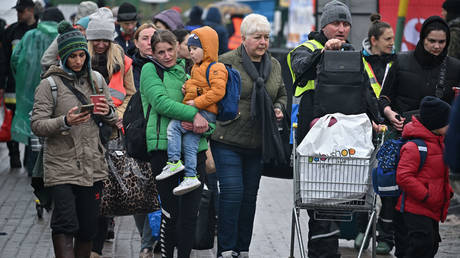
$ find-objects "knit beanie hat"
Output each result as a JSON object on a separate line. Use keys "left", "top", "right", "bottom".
{"left": 86, "top": 7, "right": 115, "bottom": 41}
{"left": 419, "top": 96, "right": 451, "bottom": 131}
{"left": 75, "top": 1, "right": 98, "bottom": 21}
{"left": 57, "top": 21, "right": 89, "bottom": 69}
{"left": 76, "top": 16, "right": 90, "bottom": 29}
{"left": 117, "top": 2, "right": 137, "bottom": 22}
{"left": 320, "top": 0, "right": 352, "bottom": 29}
{"left": 187, "top": 33, "right": 202, "bottom": 48}
{"left": 41, "top": 7, "right": 65, "bottom": 23}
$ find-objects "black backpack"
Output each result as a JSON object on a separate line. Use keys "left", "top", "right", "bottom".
{"left": 313, "top": 50, "right": 368, "bottom": 118}
{"left": 123, "top": 62, "right": 164, "bottom": 161}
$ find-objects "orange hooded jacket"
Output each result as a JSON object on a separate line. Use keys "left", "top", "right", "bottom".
{"left": 183, "top": 26, "right": 228, "bottom": 114}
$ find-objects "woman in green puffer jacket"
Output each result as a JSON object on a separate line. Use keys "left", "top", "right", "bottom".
{"left": 139, "top": 29, "right": 212, "bottom": 258}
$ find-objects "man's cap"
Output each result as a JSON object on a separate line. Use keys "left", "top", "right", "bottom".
{"left": 12, "top": 0, "right": 35, "bottom": 10}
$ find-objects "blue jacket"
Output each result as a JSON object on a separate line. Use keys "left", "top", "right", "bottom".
{"left": 114, "top": 24, "right": 137, "bottom": 58}
{"left": 204, "top": 7, "right": 228, "bottom": 55}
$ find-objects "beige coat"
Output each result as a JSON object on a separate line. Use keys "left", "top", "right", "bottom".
{"left": 31, "top": 65, "right": 117, "bottom": 187}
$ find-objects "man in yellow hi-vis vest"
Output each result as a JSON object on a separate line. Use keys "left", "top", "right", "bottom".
{"left": 287, "top": 1, "right": 352, "bottom": 257}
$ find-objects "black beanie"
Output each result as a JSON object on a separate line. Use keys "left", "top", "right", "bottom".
{"left": 117, "top": 2, "right": 137, "bottom": 22}
{"left": 419, "top": 96, "right": 451, "bottom": 131}
{"left": 41, "top": 7, "right": 65, "bottom": 23}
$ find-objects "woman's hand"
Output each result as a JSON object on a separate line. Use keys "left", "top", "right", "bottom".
{"left": 384, "top": 106, "right": 405, "bottom": 131}
{"left": 274, "top": 108, "right": 283, "bottom": 121}
{"left": 182, "top": 83, "right": 186, "bottom": 95}
{"left": 193, "top": 112, "right": 209, "bottom": 134}
{"left": 181, "top": 121, "right": 193, "bottom": 131}
{"left": 93, "top": 97, "right": 110, "bottom": 116}
{"left": 66, "top": 106, "right": 91, "bottom": 126}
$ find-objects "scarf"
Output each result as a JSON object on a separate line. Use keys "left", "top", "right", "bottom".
{"left": 241, "top": 45, "right": 287, "bottom": 165}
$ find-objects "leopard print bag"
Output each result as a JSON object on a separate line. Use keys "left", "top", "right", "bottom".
{"left": 101, "top": 137, "right": 160, "bottom": 216}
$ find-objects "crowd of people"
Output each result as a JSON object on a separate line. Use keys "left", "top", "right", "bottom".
{"left": 1, "top": 0, "right": 460, "bottom": 258}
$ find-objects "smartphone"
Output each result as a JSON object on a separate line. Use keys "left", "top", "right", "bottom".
{"left": 79, "top": 104, "right": 94, "bottom": 114}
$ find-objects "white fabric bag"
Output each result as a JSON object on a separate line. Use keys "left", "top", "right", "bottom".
{"left": 297, "top": 113, "right": 374, "bottom": 158}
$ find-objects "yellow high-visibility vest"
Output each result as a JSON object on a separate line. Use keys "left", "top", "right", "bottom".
{"left": 362, "top": 57, "right": 393, "bottom": 98}
{"left": 287, "top": 40, "right": 324, "bottom": 97}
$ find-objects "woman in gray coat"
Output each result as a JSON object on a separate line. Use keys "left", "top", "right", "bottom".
{"left": 210, "top": 14, "right": 287, "bottom": 258}
{"left": 31, "top": 21, "right": 117, "bottom": 258}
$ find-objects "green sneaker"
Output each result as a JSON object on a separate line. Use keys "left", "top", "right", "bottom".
{"left": 156, "top": 160, "right": 185, "bottom": 180}
{"left": 354, "top": 232, "right": 370, "bottom": 250}
{"left": 376, "top": 241, "right": 392, "bottom": 255}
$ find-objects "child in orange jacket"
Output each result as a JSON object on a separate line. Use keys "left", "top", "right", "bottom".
{"left": 156, "top": 26, "right": 228, "bottom": 195}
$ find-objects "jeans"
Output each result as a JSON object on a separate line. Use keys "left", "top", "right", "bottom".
{"left": 133, "top": 214, "right": 156, "bottom": 251}
{"left": 211, "top": 141, "right": 262, "bottom": 255}
{"left": 167, "top": 110, "right": 216, "bottom": 177}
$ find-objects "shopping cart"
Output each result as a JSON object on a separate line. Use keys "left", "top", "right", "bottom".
{"left": 289, "top": 123, "right": 384, "bottom": 258}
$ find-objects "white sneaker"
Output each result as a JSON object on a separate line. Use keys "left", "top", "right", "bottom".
{"left": 238, "top": 251, "right": 249, "bottom": 258}
{"left": 220, "top": 250, "right": 235, "bottom": 258}
{"left": 155, "top": 160, "right": 185, "bottom": 180}
{"left": 172, "top": 177, "right": 201, "bottom": 195}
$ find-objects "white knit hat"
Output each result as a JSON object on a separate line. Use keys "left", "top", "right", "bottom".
{"left": 86, "top": 7, "right": 115, "bottom": 41}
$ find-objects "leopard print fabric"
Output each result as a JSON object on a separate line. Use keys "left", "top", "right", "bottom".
{"left": 101, "top": 139, "right": 160, "bottom": 216}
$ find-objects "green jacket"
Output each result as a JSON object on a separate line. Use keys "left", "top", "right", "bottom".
{"left": 211, "top": 46, "right": 287, "bottom": 149}
{"left": 10, "top": 21, "right": 59, "bottom": 144}
{"left": 140, "top": 61, "right": 211, "bottom": 152}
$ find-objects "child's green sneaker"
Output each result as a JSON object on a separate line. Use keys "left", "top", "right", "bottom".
{"left": 155, "top": 160, "right": 185, "bottom": 180}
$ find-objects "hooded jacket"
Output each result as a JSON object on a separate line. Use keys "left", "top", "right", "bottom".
{"left": 31, "top": 65, "right": 117, "bottom": 187}
{"left": 153, "top": 9, "right": 184, "bottom": 31}
{"left": 361, "top": 38, "right": 396, "bottom": 88}
{"left": 10, "top": 21, "right": 59, "bottom": 144}
{"left": 183, "top": 26, "right": 227, "bottom": 114}
{"left": 380, "top": 16, "right": 460, "bottom": 115}
{"left": 204, "top": 7, "right": 229, "bottom": 55}
{"left": 140, "top": 59, "right": 213, "bottom": 153}
{"left": 396, "top": 117, "right": 452, "bottom": 222}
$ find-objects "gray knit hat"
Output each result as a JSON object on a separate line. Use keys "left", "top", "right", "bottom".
{"left": 75, "top": 1, "right": 98, "bottom": 21}
{"left": 320, "top": 0, "right": 352, "bottom": 29}
{"left": 86, "top": 7, "right": 115, "bottom": 41}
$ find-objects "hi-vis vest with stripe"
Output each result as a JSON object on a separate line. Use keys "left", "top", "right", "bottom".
{"left": 362, "top": 57, "right": 393, "bottom": 98}
{"left": 228, "top": 16, "right": 243, "bottom": 50}
{"left": 287, "top": 39, "right": 324, "bottom": 97}
{"left": 108, "top": 55, "right": 132, "bottom": 107}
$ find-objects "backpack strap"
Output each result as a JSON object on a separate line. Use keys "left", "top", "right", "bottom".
{"left": 46, "top": 77, "right": 58, "bottom": 115}
{"left": 400, "top": 139, "right": 427, "bottom": 212}
{"left": 206, "top": 62, "right": 216, "bottom": 86}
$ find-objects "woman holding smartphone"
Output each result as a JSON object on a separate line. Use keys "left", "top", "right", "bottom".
{"left": 31, "top": 21, "right": 117, "bottom": 257}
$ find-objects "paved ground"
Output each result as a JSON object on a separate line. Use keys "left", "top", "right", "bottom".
{"left": 0, "top": 143, "right": 459, "bottom": 258}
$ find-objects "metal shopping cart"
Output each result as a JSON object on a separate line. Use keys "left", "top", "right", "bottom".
{"left": 289, "top": 123, "right": 383, "bottom": 258}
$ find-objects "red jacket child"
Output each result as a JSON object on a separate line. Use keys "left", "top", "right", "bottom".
{"left": 396, "top": 100, "right": 453, "bottom": 222}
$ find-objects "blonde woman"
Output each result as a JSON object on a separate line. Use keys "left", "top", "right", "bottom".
{"left": 85, "top": 7, "right": 136, "bottom": 257}
{"left": 86, "top": 7, "right": 135, "bottom": 128}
